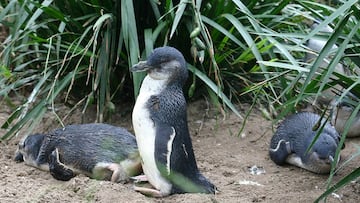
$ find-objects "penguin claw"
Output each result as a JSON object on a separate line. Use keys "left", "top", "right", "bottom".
{"left": 131, "top": 174, "right": 149, "bottom": 183}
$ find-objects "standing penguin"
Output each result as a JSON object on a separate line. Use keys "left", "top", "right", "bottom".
{"left": 269, "top": 112, "right": 342, "bottom": 174}
{"left": 304, "top": 22, "right": 347, "bottom": 105}
{"left": 15, "top": 123, "right": 142, "bottom": 182}
{"left": 131, "top": 46, "right": 215, "bottom": 197}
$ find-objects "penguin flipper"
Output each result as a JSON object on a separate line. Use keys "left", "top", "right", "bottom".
{"left": 154, "top": 123, "right": 206, "bottom": 194}
{"left": 48, "top": 148, "right": 76, "bottom": 181}
{"left": 154, "top": 124, "right": 177, "bottom": 177}
{"left": 269, "top": 139, "right": 292, "bottom": 165}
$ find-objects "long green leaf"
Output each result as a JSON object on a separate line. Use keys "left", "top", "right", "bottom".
{"left": 121, "top": 0, "right": 141, "bottom": 97}
{"left": 170, "top": 0, "right": 187, "bottom": 39}
{"left": 300, "top": 0, "right": 358, "bottom": 44}
{"left": 297, "top": 13, "right": 352, "bottom": 106}
{"left": 315, "top": 168, "right": 360, "bottom": 203}
{"left": 188, "top": 64, "right": 243, "bottom": 119}
{"left": 258, "top": 61, "right": 309, "bottom": 72}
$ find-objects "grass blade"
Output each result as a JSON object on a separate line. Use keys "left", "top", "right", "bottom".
{"left": 188, "top": 63, "right": 243, "bottom": 119}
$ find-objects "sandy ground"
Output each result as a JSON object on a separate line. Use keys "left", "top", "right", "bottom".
{"left": 0, "top": 100, "right": 359, "bottom": 203}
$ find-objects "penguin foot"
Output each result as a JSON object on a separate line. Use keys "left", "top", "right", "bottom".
{"left": 131, "top": 174, "right": 148, "bottom": 183}
{"left": 120, "top": 153, "right": 143, "bottom": 177}
{"left": 93, "top": 162, "right": 128, "bottom": 183}
{"left": 133, "top": 185, "right": 164, "bottom": 198}
{"left": 108, "top": 163, "right": 128, "bottom": 183}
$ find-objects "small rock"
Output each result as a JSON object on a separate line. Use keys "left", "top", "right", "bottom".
{"left": 248, "top": 165, "right": 266, "bottom": 175}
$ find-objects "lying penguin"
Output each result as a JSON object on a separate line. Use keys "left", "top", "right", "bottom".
{"left": 131, "top": 46, "right": 215, "bottom": 197}
{"left": 269, "top": 112, "right": 342, "bottom": 174}
{"left": 331, "top": 101, "right": 360, "bottom": 137}
{"left": 15, "top": 123, "right": 142, "bottom": 182}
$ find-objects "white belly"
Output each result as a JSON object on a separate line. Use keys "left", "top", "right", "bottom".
{"left": 132, "top": 76, "right": 172, "bottom": 195}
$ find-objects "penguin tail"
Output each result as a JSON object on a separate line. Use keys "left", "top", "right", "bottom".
{"left": 196, "top": 173, "right": 216, "bottom": 194}
{"left": 168, "top": 171, "right": 216, "bottom": 194}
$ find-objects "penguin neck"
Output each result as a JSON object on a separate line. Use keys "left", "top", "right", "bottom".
{"left": 139, "top": 75, "right": 167, "bottom": 96}
{"left": 139, "top": 75, "right": 182, "bottom": 95}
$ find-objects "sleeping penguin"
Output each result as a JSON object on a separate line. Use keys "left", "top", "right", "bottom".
{"left": 14, "top": 123, "right": 142, "bottom": 182}
{"left": 269, "top": 112, "right": 343, "bottom": 174}
{"left": 131, "top": 46, "right": 215, "bottom": 197}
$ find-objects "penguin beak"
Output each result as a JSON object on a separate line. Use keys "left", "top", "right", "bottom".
{"left": 131, "top": 61, "right": 152, "bottom": 72}
{"left": 14, "top": 150, "right": 24, "bottom": 162}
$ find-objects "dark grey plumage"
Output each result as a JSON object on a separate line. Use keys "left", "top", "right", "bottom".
{"left": 132, "top": 46, "right": 215, "bottom": 197}
{"left": 15, "top": 123, "right": 141, "bottom": 182}
{"left": 269, "top": 112, "right": 342, "bottom": 174}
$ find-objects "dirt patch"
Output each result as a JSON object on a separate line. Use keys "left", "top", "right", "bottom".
{"left": 0, "top": 100, "right": 359, "bottom": 202}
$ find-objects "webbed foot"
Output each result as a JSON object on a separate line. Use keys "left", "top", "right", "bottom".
{"left": 130, "top": 174, "right": 148, "bottom": 183}
{"left": 133, "top": 185, "right": 164, "bottom": 198}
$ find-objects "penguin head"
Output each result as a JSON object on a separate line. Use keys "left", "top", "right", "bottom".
{"left": 131, "top": 46, "right": 188, "bottom": 85}
{"left": 302, "top": 132, "right": 339, "bottom": 173}
{"left": 15, "top": 133, "right": 45, "bottom": 164}
{"left": 311, "top": 134, "right": 338, "bottom": 161}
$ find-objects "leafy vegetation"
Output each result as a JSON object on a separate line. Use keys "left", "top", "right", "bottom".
{"left": 1, "top": 0, "right": 359, "bottom": 201}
